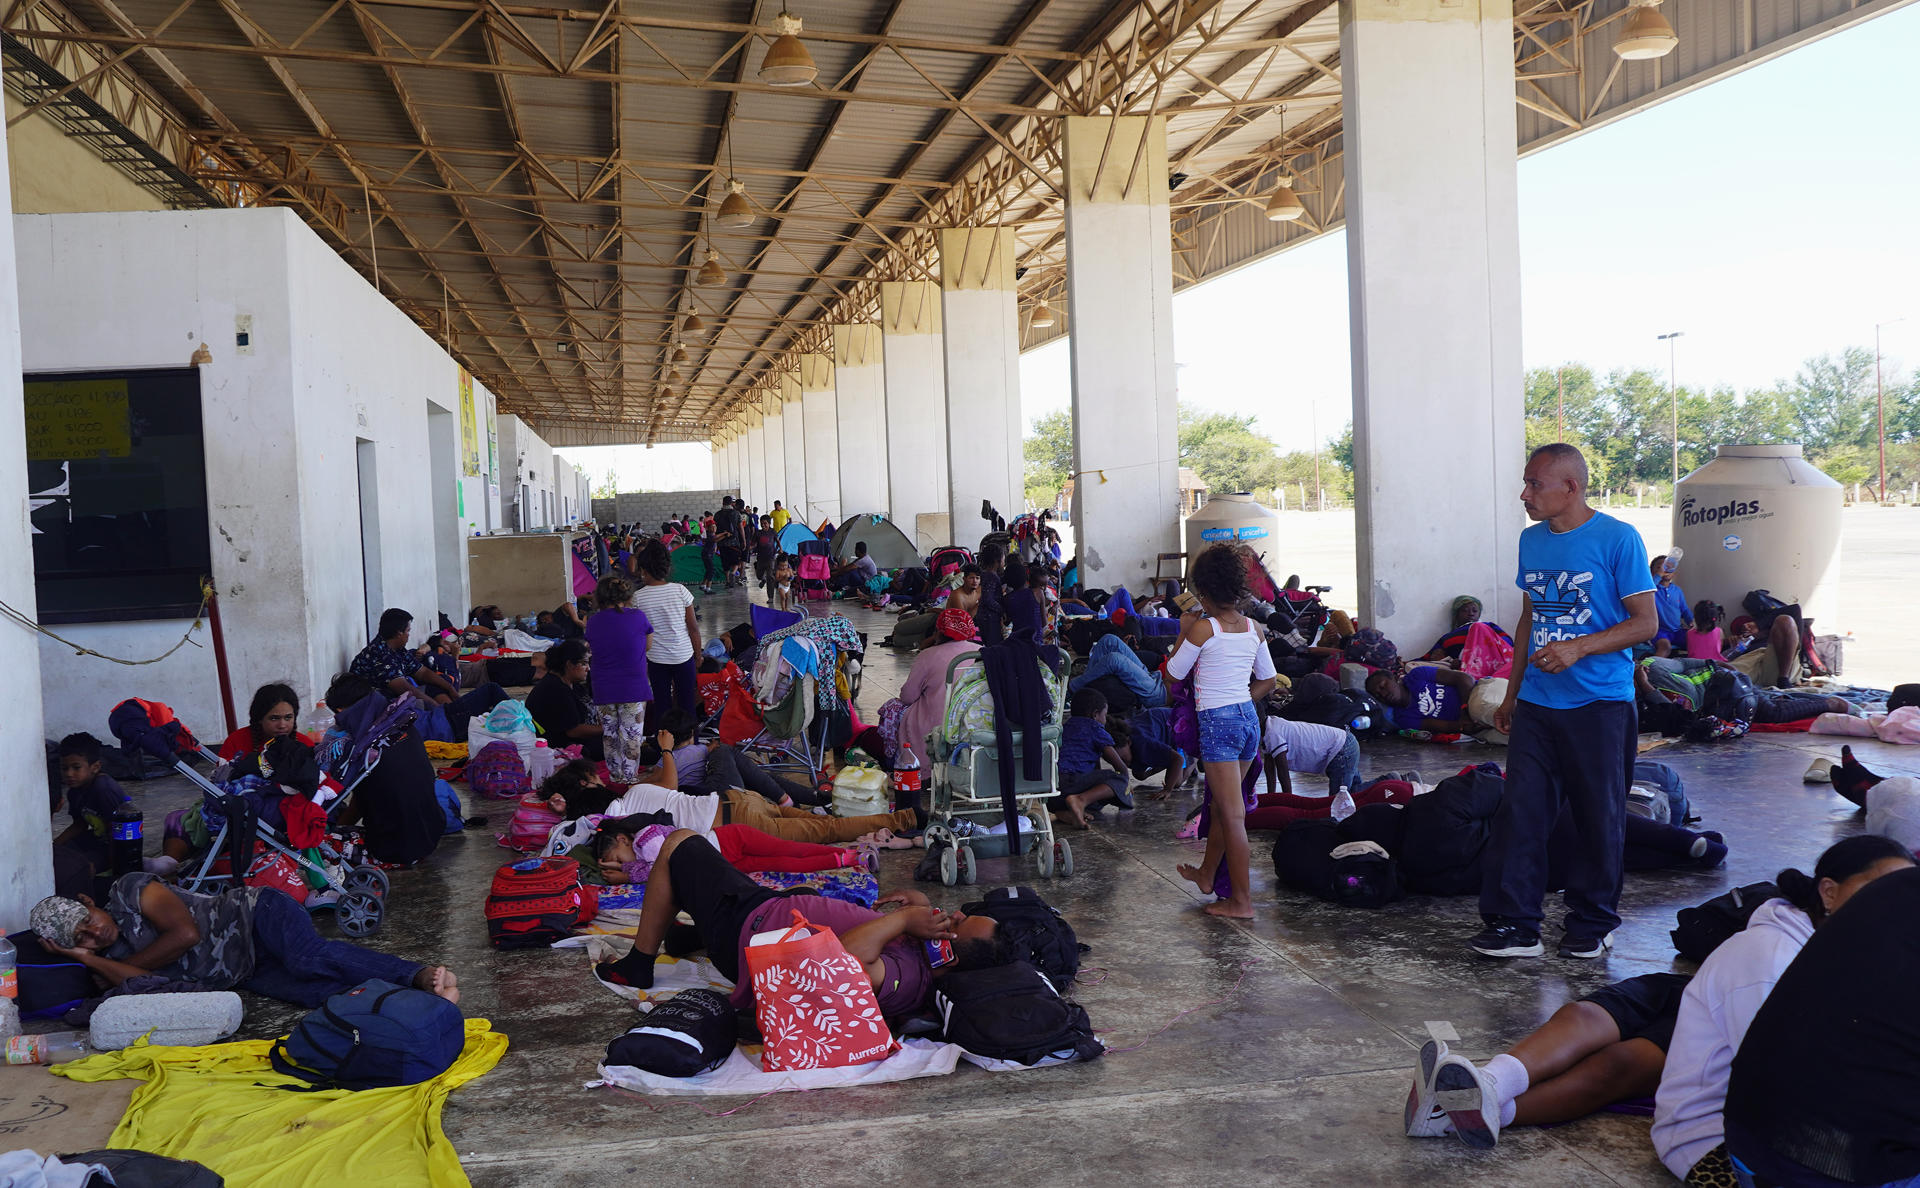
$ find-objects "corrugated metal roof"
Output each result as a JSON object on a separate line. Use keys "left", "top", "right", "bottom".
{"left": 12, "top": 0, "right": 1907, "bottom": 442}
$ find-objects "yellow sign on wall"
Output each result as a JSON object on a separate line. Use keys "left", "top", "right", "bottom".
{"left": 458, "top": 368, "right": 480, "bottom": 477}
{"left": 24, "top": 379, "right": 131, "bottom": 460}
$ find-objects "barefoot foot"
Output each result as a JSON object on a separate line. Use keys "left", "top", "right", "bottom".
{"left": 415, "top": 965, "right": 461, "bottom": 1004}
{"left": 1175, "top": 863, "right": 1214, "bottom": 893}
{"left": 1203, "top": 898, "right": 1256, "bottom": 920}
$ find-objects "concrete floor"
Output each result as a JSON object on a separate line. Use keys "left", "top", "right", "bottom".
{"left": 86, "top": 585, "right": 1917, "bottom": 1187}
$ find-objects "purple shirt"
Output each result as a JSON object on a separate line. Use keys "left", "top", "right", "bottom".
{"left": 585, "top": 606, "right": 654, "bottom": 705}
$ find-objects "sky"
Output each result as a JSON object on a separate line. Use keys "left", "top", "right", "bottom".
{"left": 563, "top": 3, "right": 1920, "bottom": 484}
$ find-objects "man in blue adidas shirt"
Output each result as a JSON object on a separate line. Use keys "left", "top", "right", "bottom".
{"left": 1474, "top": 444, "right": 1658, "bottom": 961}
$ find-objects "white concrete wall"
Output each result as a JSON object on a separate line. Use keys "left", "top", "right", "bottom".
{"left": 835, "top": 362, "right": 888, "bottom": 516}
{"left": 761, "top": 407, "right": 788, "bottom": 518}
{"left": 0, "top": 89, "right": 52, "bottom": 930}
{"left": 882, "top": 330, "right": 947, "bottom": 550}
{"left": 284, "top": 219, "right": 467, "bottom": 675}
{"left": 498, "top": 413, "right": 564, "bottom": 531}
{"left": 744, "top": 424, "right": 765, "bottom": 510}
{"left": 17, "top": 208, "right": 480, "bottom": 741}
{"left": 941, "top": 288, "right": 1024, "bottom": 540}
{"left": 802, "top": 386, "right": 841, "bottom": 526}
{"left": 5, "top": 95, "right": 163, "bottom": 216}
{"left": 780, "top": 397, "right": 807, "bottom": 527}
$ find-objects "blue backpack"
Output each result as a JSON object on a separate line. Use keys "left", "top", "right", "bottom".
{"left": 269, "top": 979, "right": 464, "bottom": 1090}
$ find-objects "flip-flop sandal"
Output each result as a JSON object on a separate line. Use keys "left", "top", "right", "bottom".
{"left": 1803, "top": 757, "right": 1835, "bottom": 784}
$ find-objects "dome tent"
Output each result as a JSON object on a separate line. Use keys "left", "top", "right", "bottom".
{"left": 830, "top": 514, "right": 920, "bottom": 570}
{"left": 774, "top": 521, "right": 818, "bottom": 555}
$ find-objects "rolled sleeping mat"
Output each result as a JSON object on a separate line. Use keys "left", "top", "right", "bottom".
{"left": 90, "top": 991, "right": 245, "bottom": 1050}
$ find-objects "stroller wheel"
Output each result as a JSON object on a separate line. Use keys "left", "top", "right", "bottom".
{"left": 1036, "top": 841, "right": 1055, "bottom": 878}
{"left": 344, "top": 864, "right": 390, "bottom": 899}
{"left": 1055, "top": 838, "right": 1075, "bottom": 878}
{"left": 958, "top": 846, "right": 977, "bottom": 886}
{"left": 938, "top": 844, "right": 958, "bottom": 887}
{"left": 336, "top": 891, "right": 384, "bottom": 937}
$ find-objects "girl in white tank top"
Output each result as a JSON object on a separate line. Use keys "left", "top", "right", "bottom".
{"left": 1166, "top": 545, "right": 1279, "bottom": 919}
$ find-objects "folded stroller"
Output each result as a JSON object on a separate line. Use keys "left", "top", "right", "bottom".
{"left": 745, "top": 613, "right": 865, "bottom": 782}
{"left": 109, "top": 700, "right": 391, "bottom": 936}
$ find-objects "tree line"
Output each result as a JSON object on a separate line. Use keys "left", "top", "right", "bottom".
{"left": 1022, "top": 347, "right": 1919, "bottom": 511}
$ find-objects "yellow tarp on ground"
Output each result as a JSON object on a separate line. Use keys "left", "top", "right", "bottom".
{"left": 52, "top": 1020, "right": 506, "bottom": 1188}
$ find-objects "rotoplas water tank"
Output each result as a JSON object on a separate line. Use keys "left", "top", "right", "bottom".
{"left": 1183, "top": 492, "right": 1280, "bottom": 574}
{"left": 1671, "top": 444, "right": 1842, "bottom": 628}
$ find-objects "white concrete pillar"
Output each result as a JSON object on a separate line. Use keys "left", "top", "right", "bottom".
{"left": 1062, "top": 115, "right": 1180, "bottom": 590}
{"left": 742, "top": 416, "right": 763, "bottom": 512}
{"left": 881, "top": 280, "right": 948, "bottom": 552}
{"left": 833, "top": 323, "right": 888, "bottom": 517}
{"left": 762, "top": 395, "right": 790, "bottom": 519}
{"left": 798, "top": 353, "right": 840, "bottom": 527}
{"left": 938, "top": 226, "right": 1024, "bottom": 547}
{"left": 0, "top": 74, "right": 50, "bottom": 929}
{"left": 780, "top": 372, "right": 808, "bottom": 528}
{"left": 1342, "top": 0, "right": 1525, "bottom": 648}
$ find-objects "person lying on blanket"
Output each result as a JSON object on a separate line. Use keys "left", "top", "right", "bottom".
{"left": 556, "top": 755, "right": 924, "bottom": 847}
{"left": 29, "top": 872, "right": 461, "bottom": 1008}
{"left": 595, "top": 830, "right": 1014, "bottom": 1020}
{"left": 583, "top": 814, "right": 868, "bottom": 884}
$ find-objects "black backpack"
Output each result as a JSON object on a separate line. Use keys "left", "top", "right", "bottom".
{"left": 6, "top": 930, "right": 93, "bottom": 1019}
{"left": 961, "top": 886, "right": 1086, "bottom": 988}
{"left": 603, "top": 989, "right": 736, "bottom": 1078}
{"left": 1672, "top": 880, "right": 1780, "bottom": 962}
{"left": 1704, "top": 669, "right": 1758, "bottom": 722}
{"left": 934, "top": 961, "right": 1102, "bottom": 1066}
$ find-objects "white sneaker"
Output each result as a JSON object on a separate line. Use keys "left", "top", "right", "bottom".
{"left": 1405, "top": 1038, "right": 1454, "bottom": 1138}
{"left": 1431, "top": 1053, "right": 1501, "bottom": 1149}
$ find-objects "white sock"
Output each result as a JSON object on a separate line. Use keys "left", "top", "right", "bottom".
{"left": 1485, "top": 1053, "right": 1531, "bottom": 1106}
{"left": 1500, "top": 1097, "right": 1518, "bottom": 1127}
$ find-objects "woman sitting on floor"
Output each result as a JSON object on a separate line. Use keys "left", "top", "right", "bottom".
{"left": 525, "top": 638, "right": 605, "bottom": 762}
{"left": 216, "top": 682, "right": 315, "bottom": 760}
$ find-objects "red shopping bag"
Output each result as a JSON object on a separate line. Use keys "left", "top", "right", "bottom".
{"left": 743, "top": 909, "right": 898, "bottom": 1071}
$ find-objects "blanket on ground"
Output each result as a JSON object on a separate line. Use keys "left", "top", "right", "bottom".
{"left": 51, "top": 1022, "right": 506, "bottom": 1188}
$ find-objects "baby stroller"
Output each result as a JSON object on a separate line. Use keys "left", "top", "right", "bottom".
{"left": 923, "top": 652, "right": 1073, "bottom": 886}
{"left": 927, "top": 546, "right": 972, "bottom": 584}
{"left": 108, "top": 700, "right": 391, "bottom": 936}
{"left": 794, "top": 539, "right": 832, "bottom": 601}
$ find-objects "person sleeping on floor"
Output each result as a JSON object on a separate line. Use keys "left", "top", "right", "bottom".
{"left": 29, "top": 872, "right": 462, "bottom": 1009}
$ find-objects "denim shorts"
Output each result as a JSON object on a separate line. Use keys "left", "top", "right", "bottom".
{"left": 1196, "top": 702, "right": 1260, "bottom": 763}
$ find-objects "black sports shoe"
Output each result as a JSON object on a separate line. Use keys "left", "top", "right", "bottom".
{"left": 1469, "top": 924, "right": 1543, "bottom": 958}
{"left": 1557, "top": 932, "right": 1614, "bottom": 959}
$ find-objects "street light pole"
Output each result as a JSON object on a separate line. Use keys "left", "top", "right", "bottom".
{"left": 1876, "top": 318, "right": 1906, "bottom": 505}
{"left": 1556, "top": 366, "right": 1565, "bottom": 441}
{"left": 1658, "top": 331, "right": 1684, "bottom": 495}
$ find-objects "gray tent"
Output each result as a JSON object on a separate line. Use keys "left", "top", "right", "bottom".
{"left": 829, "top": 514, "right": 920, "bottom": 570}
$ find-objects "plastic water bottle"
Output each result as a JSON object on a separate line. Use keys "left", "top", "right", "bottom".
{"left": 528, "top": 738, "right": 555, "bottom": 784}
{"left": 111, "top": 807, "right": 145, "bottom": 877}
{"left": 5, "top": 1032, "right": 92, "bottom": 1065}
{"left": 304, "top": 700, "right": 334, "bottom": 736}
{"left": 1330, "top": 785, "right": 1357, "bottom": 822}
{"left": 1662, "top": 547, "right": 1684, "bottom": 575}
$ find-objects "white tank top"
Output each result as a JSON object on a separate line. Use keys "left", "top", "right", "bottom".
{"left": 1169, "top": 619, "right": 1276, "bottom": 711}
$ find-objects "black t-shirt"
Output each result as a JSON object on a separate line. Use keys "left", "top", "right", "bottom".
{"left": 715, "top": 507, "right": 738, "bottom": 538}
{"left": 525, "top": 674, "right": 588, "bottom": 743}
{"left": 1725, "top": 864, "right": 1920, "bottom": 1184}
{"left": 355, "top": 725, "right": 443, "bottom": 865}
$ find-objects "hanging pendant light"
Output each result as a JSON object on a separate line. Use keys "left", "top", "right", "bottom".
{"left": 672, "top": 344, "right": 688, "bottom": 363}
{"left": 697, "top": 248, "right": 726, "bottom": 286}
{"left": 759, "top": 11, "right": 817, "bottom": 86}
{"left": 1030, "top": 301, "right": 1056, "bottom": 329}
{"left": 716, "top": 179, "right": 754, "bottom": 228}
{"left": 1614, "top": 0, "right": 1678, "bottom": 59}
{"left": 669, "top": 369, "right": 683, "bottom": 383}
{"left": 685, "top": 311, "right": 707, "bottom": 334}
{"left": 1265, "top": 176, "right": 1304, "bottom": 221}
